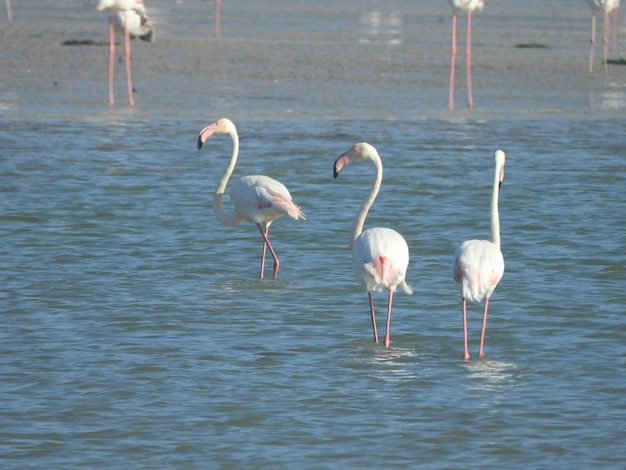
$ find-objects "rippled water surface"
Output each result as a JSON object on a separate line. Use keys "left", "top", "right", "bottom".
{"left": 2, "top": 1, "right": 626, "bottom": 469}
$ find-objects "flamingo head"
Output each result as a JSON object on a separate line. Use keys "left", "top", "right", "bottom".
{"left": 494, "top": 149, "right": 505, "bottom": 188}
{"left": 333, "top": 142, "right": 379, "bottom": 178}
{"left": 197, "top": 118, "right": 237, "bottom": 149}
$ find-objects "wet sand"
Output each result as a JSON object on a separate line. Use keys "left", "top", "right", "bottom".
{"left": 1, "top": 0, "right": 626, "bottom": 118}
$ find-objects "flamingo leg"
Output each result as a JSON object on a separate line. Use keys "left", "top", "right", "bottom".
{"left": 461, "top": 296, "right": 470, "bottom": 361}
{"left": 478, "top": 297, "right": 490, "bottom": 358}
{"left": 215, "top": 0, "right": 221, "bottom": 39}
{"left": 589, "top": 14, "right": 596, "bottom": 73}
{"left": 124, "top": 15, "right": 135, "bottom": 106}
{"left": 368, "top": 292, "right": 379, "bottom": 343}
{"left": 108, "top": 15, "right": 115, "bottom": 105}
{"left": 466, "top": 11, "right": 473, "bottom": 109}
{"left": 603, "top": 11, "right": 609, "bottom": 73}
{"left": 6, "top": 0, "right": 12, "bottom": 24}
{"left": 383, "top": 289, "right": 394, "bottom": 348}
{"left": 256, "top": 223, "right": 279, "bottom": 280}
{"left": 448, "top": 9, "right": 457, "bottom": 110}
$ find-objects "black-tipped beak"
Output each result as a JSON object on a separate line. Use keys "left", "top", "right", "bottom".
{"left": 333, "top": 165, "right": 340, "bottom": 179}
{"left": 197, "top": 135, "right": 204, "bottom": 150}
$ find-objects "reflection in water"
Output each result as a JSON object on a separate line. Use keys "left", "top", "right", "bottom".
{"left": 362, "top": 345, "right": 421, "bottom": 383}
{"left": 588, "top": 80, "right": 626, "bottom": 109}
{"left": 358, "top": 10, "right": 402, "bottom": 45}
{"left": 463, "top": 360, "right": 518, "bottom": 392}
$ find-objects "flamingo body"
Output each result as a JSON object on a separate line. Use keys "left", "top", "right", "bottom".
{"left": 230, "top": 175, "right": 303, "bottom": 224}
{"left": 448, "top": 0, "right": 484, "bottom": 109}
{"left": 197, "top": 118, "right": 305, "bottom": 280}
{"left": 453, "top": 149, "right": 505, "bottom": 360}
{"left": 113, "top": 9, "right": 155, "bottom": 42}
{"left": 453, "top": 239, "right": 503, "bottom": 303}
{"left": 353, "top": 227, "right": 412, "bottom": 295}
{"left": 334, "top": 142, "right": 412, "bottom": 347}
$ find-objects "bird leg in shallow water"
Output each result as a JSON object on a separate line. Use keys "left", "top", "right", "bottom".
{"left": 383, "top": 289, "right": 394, "bottom": 348}
{"left": 108, "top": 15, "right": 115, "bottom": 105}
{"left": 462, "top": 297, "right": 470, "bottom": 361}
{"left": 368, "top": 292, "right": 379, "bottom": 343}
{"left": 466, "top": 11, "right": 474, "bottom": 109}
{"left": 123, "top": 14, "right": 134, "bottom": 106}
{"left": 256, "top": 223, "right": 279, "bottom": 280}
{"left": 478, "top": 298, "right": 490, "bottom": 358}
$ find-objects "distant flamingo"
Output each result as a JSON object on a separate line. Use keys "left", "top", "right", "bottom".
{"left": 586, "top": 0, "right": 621, "bottom": 72}
{"left": 5, "top": 0, "right": 12, "bottom": 23}
{"left": 197, "top": 118, "right": 305, "bottom": 280}
{"left": 97, "top": 0, "right": 154, "bottom": 106}
{"left": 453, "top": 150, "right": 505, "bottom": 360}
{"left": 333, "top": 143, "right": 412, "bottom": 348}
{"left": 448, "top": 0, "right": 484, "bottom": 110}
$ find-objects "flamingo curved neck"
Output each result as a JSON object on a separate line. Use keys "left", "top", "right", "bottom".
{"left": 213, "top": 128, "right": 244, "bottom": 226}
{"left": 490, "top": 165, "right": 501, "bottom": 249}
{"left": 351, "top": 158, "right": 383, "bottom": 247}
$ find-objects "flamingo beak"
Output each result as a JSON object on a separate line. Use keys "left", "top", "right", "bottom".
{"left": 333, "top": 152, "right": 353, "bottom": 178}
{"left": 197, "top": 123, "right": 219, "bottom": 150}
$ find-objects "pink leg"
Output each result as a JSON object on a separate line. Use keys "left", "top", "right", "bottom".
{"left": 256, "top": 223, "right": 279, "bottom": 280}
{"left": 448, "top": 9, "right": 457, "bottom": 110}
{"left": 466, "top": 11, "right": 473, "bottom": 109}
{"left": 215, "top": 0, "right": 221, "bottom": 39}
{"left": 368, "top": 292, "right": 379, "bottom": 343}
{"left": 124, "top": 16, "right": 135, "bottom": 106}
{"left": 383, "top": 289, "right": 394, "bottom": 348}
{"left": 461, "top": 297, "right": 469, "bottom": 360}
{"left": 478, "top": 297, "right": 490, "bottom": 358}
{"left": 6, "top": 0, "right": 12, "bottom": 24}
{"left": 603, "top": 11, "right": 609, "bottom": 72}
{"left": 108, "top": 16, "right": 115, "bottom": 105}
{"left": 589, "top": 14, "right": 596, "bottom": 73}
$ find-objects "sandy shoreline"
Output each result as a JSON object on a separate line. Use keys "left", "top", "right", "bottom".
{"left": 1, "top": 0, "right": 626, "bottom": 118}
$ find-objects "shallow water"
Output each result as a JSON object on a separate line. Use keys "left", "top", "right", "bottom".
{"left": 2, "top": 1, "right": 626, "bottom": 469}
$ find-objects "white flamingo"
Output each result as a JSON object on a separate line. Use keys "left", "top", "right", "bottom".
{"left": 447, "top": 0, "right": 484, "bottom": 110}
{"left": 197, "top": 118, "right": 305, "bottom": 280}
{"left": 97, "top": 0, "right": 154, "bottom": 106}
{"left": 453, "top": 150, "right": 506, "bottom": 360}
{"left": 586, "top": 0, "right": 621, "bottom": 72}
{"left": 334, "top": 143, "right": 412, "bottom": 348}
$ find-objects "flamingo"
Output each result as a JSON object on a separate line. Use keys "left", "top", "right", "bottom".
{"left": 333, "top": 143, "right": 412, "bottom": 348}
{"left": 452, "top": 150, "right": 506, "bottom": 361}
{"left": 586, "top": 0, "right": 621, "bottom": 72}
{"left": 197, "top": 118, "right": 305, "bottom": 280}
{"left": 448, "top": 0, "right": 484, "bottom": 110}
{"left": 97, "top": 0, "right": 154, "bottom": 106}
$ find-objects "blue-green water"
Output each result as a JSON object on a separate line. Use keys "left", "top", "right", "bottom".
{"left": 1, "top": 1, "right": 626, "bottom": 468}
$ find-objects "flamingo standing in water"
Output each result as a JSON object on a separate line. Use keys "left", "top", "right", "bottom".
{"left": 197, "top": 118, "right": 305, "bottom": 280}
{"left": 333, "top": 143, "right": 412, "bottom": 348}
{"left": 97, "top": 0, "right": 154, "bottom": 106}
{"left": 586, "top": 0, "right": 621, "bottom": 72}
{"left": 453, "top": 150, "right": 506, "bottom": 361}
{"left": 448, "top": 0, "right": 484, "bottom": 110}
